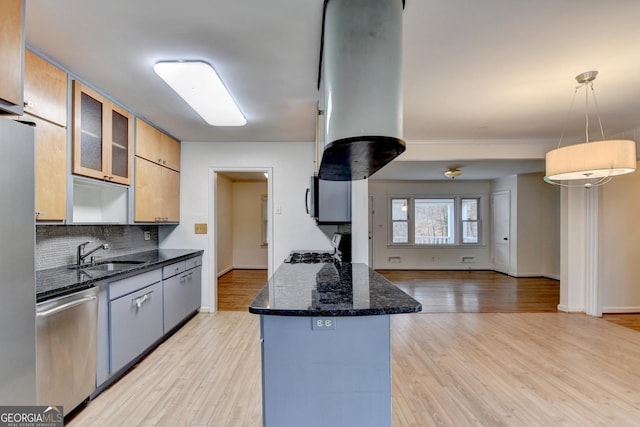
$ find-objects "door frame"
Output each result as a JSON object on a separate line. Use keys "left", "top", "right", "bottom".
{"left": 209, "top": 167, "right": 274, "bottom": 312}
{"left": 491, "top": 190, "right": 511, "bottom": 275}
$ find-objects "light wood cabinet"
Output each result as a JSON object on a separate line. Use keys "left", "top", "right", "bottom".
{"left": 135, "top": 118, "right": 180, "bottom": 171}
{"left": 72, "top": 81, "right": 132, "bottom": 185}
{"left": 0, "top": 0, "right": 25, "bottom": 115}
{"left": 29, "top": 116, "right": 67, "bottom": 221}
{"left": 135, "top": 156, "right": 180, "bottom": 222}
{"left": 23, "top": 51, "right": 68, "bottom": 221}
{"left": 24, "top": 49, "right": 67, "bottom": 126}
{"left": 134, "top": 118, "right": 180, "bottom": 222}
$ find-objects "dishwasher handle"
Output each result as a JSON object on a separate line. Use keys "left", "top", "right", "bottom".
{"left": 36, "top": 295, "right": 97, "bottom": 319}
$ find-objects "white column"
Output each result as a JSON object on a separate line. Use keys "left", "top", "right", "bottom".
{"left": 351, "top": 179, "right": 369, "bottom": 264}
{"left": 558, "top": 186, "right": 601, "bottom": 316}
{"left": 584, "top": 189, "right": 601, "bottom": 316}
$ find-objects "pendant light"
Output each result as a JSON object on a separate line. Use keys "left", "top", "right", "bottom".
{"left": 544, "top": 71, "right": 636, "bottom": 188}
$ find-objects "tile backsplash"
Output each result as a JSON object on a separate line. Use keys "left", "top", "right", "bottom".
{"left": 36, "top": 225, "right": 159, "bottom": 270}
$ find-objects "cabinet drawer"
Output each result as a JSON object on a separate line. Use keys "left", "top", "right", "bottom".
{"left": 163, "top": 261, "right": 185, "bottom": 279}
{"left": 185, "top": 256, "right": 202, "bottom": 270}
{"left": 109, "top": 269, "right": 161, "bottom": 300}
{"left": 163, "top": 266, "right": 201, "bottom": 332}
{"left": 110, "top": 281, "right": 163, "bottom": 374}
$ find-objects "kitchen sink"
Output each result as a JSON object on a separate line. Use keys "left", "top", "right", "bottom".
{"left": 68, "top": 260, "right": 145, "bottom": 271}
{"left": 83, "top": 261, "right": 145, "bottom": 272}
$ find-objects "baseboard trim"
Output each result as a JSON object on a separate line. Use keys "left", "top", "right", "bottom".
{"left": 557, "top": 304, "right": 584, "bottom": 313}
{"left": 233, "top": 265, "right": 268, "bottom": 270}
{"left": 217, "top": 266, "right": 233, "bottom": 277}
{"left": 602, "top": 306, "right": 640, "bottom": 314}
{"left": 510, "top": 272, "right": 560, "bottom": 280}
{"left": 375, "top": 265, "right": 493, "bottom": 271}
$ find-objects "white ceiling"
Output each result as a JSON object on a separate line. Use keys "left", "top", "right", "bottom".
{"left": 24, "top": 0, "right": 640, "bottom": 180}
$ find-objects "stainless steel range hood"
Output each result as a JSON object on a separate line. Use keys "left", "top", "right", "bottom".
{"left": 317, "top": 0, "right": 406, "bottom": 181}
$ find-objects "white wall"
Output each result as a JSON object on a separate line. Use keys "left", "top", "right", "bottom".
{"left": 491, "top": 174, "right": 560, "bottom": 278}
{"left": 516, "top": 173, "right": 560, "bottom": 278}
{"left": 216, "top": 174, "right": 233, "bottom": 276}
{"left": 368, "top": 180, "right": 492, "bottom": 270}
{"left": 159, "top": 141, "right": 335, "bottom": 312}
{"left": 599, "top": 164, "right": 640, "bottom": 312}
{"left": 232, "top": 181, "right": 268, "bottom": 269}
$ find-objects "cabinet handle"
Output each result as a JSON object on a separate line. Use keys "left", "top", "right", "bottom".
{"left": 158, "top": 157, "right": 163, "bottom": 163}
{"left": 24, "top": 100, "right": 34, "bottom": 108}
{"left": 133, "top": 290, "right": 154, "bottom": 309}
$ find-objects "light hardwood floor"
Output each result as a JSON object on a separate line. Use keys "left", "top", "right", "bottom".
{"left": 68, "top": 311, "right": 640, "bottom": 426}
{"left": 67, "top": 270, "right": 640, "bottom": 426}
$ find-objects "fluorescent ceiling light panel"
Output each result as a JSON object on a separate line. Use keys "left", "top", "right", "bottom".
{"left": 154, "top": 61, "right": 246, "bottom": 126}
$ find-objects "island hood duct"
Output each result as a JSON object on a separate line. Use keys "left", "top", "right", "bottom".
{"left": 318, "top": 0, "right": 406, "bottom": 181}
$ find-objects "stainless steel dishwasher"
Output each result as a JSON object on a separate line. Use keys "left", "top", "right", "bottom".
{"left": 36, "top": 287, "right": 98, "bottom": 416}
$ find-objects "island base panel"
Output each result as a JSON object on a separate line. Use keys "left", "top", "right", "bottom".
{"left": 260, "top": 314, "right": 391, "bottom": 427}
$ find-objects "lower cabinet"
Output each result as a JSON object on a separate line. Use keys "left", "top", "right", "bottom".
{"left": 163, "top": 256, "right": 202, "bottom": 332}
{"left": 94, "top": 256, "right": 202, "bottom": 392}
{"left": 110, "top": 281, "right": 163, "bottom": 373}
{"left": 108, "top": 269, "right": 163, "bottom": 375}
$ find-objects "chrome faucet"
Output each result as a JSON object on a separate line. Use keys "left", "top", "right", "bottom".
{"left": 77, "top": 241, "right": 110, "bottom": 266}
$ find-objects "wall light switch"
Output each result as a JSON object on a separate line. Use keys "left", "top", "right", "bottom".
{"left": 194, "top": 223, "right": 208, "bottom": 234}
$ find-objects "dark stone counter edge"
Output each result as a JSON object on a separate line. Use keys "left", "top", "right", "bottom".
{"left": 36, "top": 249, "right": 204, "bottom": 303}
{"left": 248, "top": 304, "right": 422, "bottom": 317}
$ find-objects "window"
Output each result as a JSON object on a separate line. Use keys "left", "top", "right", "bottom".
{"left": 391, "top": 198, "right": 409, "bottom": 243}
{"left": 414, "top": 198, "right": 455, "bottom": 244}
{"left": 261, "top": 194, "right": 269, "bottom": 246}
{"left": 461, "top": 198, "right": 479, "bottom": 244}
{"left": 390, "top": 196, "right": 481, "bottom": 246}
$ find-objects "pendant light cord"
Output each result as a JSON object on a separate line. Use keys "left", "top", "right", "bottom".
{"left": 556, "top": 85, "right": 580, "bottom": 149}
{"left": 556, "top": 80, "right": 606, "bottom": 149}
{"left": 589, "top": 82, "right": 607, "bottom": 140}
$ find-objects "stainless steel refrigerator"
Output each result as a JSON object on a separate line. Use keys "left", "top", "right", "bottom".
{"left": 0, "top": 118, "right": 36, "bottom": 404}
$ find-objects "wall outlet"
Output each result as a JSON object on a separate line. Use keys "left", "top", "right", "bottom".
{"left": 312, "top": 317, "right": 336, "bottom": 330}
{"left": 143, "top": 231, "right": 151, "bottom": 241}
{"left": 194, "top": 223, "right": 208, "bottom": 234}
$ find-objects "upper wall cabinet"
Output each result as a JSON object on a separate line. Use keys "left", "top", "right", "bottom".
{"left": 0, "top": 0, "right": 25, "bottom": 115}
{"left": 30, "top": 115, "right": 67, "bottom": 221}
{"left": 72, "top": 81, "right": 132, "bottom": 185}
{"left": 23, "top": 50, "right": 68, "bottom": 222}
{"left": 134, "top": 118, "right": 181, "bottom": 223}
{"left": 135, "top": 118, "right": 180, "bottom": 171}
{"left": 23, "top": 49, "right": 67, "bottom": 126}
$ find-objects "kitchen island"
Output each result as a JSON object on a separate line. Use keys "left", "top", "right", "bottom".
{"left": 249, "top": 262, "right": 421, "bottom": 427}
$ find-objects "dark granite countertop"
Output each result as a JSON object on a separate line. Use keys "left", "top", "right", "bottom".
{"left": 249, "top": 262, "right": 422, "bottom": 316}
{"left": 36, "top": 249, "right": 204, "bottom": 303}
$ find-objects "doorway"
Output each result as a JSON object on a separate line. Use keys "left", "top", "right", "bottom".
{"left": 491, "top": 190, "right": 511, "bottom": 274}
{"left": 211, "top": 168, "right": 273, "bottom": 312}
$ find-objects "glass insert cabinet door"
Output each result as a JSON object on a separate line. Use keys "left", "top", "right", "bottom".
{"left": 73, "top": 81, "right": 131, "bottom": 185}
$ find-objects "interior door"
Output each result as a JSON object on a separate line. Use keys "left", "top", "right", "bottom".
{"left": 491, "top": 191, "right": 511, "bottom": 274}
